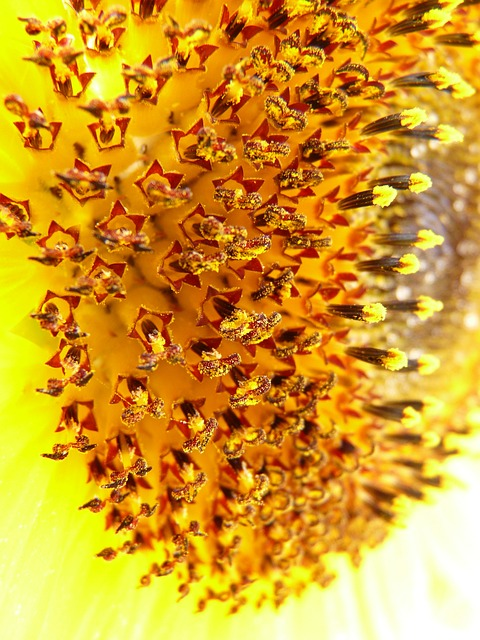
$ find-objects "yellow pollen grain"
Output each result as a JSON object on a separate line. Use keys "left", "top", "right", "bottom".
{"left": 415, "top": 295, "right": 444, "bottom": 320}
{"left": 372, "top": 185, "right": 397, "bottom": 207}
{"left": 361, "top": 303, "right": 387, "bottom": 323}
{"left": 435, "top": 124, "right": 464, "bottom": 143}
{"left": 394, "top": 254, "right": 420, "bottom": 274}
{"left": 400, "top": 107, "right": 427, "bottom": 129}
{"left": 417, "top": 355, "right": 441, "bottom": 376}
{"left": 381, "top": 348, "right": 408, "bottom": 371}
{"left": 408, "top": 173, "right": 432, "bottom": 194}
{"left": 414, "top": 229, "right": 445, "bottom": 250}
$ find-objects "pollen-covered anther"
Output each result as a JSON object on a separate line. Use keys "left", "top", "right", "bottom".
{"left": 171, "top": 470, "right": 207, "bottom": 503}
{"left": 264, "top": 95, "right": 308, "bottom": 131}
{"left": 213, "top": 187, "right": 262, "bottom": 211}
{"left": 346, "top": 347, "right": 408, "bottom": 371}
{"left": 197, "top": 350, "right": 242, "bottom": 378}
{"left": 327, "top": 302, "right": 387, "bottom": 323}
{"left": 110, "top": 376, "right": 165, "bottom": 426}
{"left": 274, "top": 330, "right": 323, "bottom": 359}
{"left": 243, "top": 138, "right": 290, "bottom": 167}
{"left": 178, "top": 248, "right": 227, "bottom": 274}
{"left": 229, "top": 375, "right": 272, "bottom": 409}
{"left": 338, "top": 185, "right": 397, "bottom": 210}
{"left": 357, "top": 253, "right": 420, "bottom": 275}
{"left": 198, "top": 217, "right": 248, "bottom": 244}
{"left": 374, "top": 229, "right": 444, "bottom": 250}
{"left": 260, "top": 204, "right": 306, "bottom": 231}
{"left": 362, "top": 108, "right": 427, "bottom": 136}
{"left": 115, "top": 503, "right": 158, "bottom": 535}
{"left": 226, "top": 235, "right": 271, "bottom": 261}
{"left": 369, "top": 173, "right": 432, "bottom": 194}
{"left": 101, "top": 457, "right": 152, "bottom": 490}
{"left": 186, "top": 127, "right": 237, "bottom": 164}
{"left": 251, "top": 268, "right": 296, "bottom": 302}
{"left": 235, "top": 468, "right": 269, "bottom": 506}
{"left": 37, "top": 344, "right": 93, "bottom": 397}
{"left": 145, "top": 179, "right": 193, "bottom": 208}
{"left": 42, "top": 434, "right": 96, "bottom": 461}
{"left": 217, "top": 303, "right": 282, "bottom": 345}
{"left": 279, "top": 31, "right": 326, "bottom": 69}
{"left": 275, "top": 167, "right": 323, "bottom": 191}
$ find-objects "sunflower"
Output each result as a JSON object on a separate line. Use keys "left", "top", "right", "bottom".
{"left": 1, "top": 0, "right": 480, "bottom": 638}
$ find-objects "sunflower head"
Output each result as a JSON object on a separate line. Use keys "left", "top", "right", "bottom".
{"left": 1, "top": 0, "right": 480, "bottom": 613}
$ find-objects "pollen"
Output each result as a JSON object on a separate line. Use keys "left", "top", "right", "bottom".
{"left": 1, "top": 0, "right": 480, "bottom": 614}
{"left": 372, "top": 185, "right": 398, "bottom": 208}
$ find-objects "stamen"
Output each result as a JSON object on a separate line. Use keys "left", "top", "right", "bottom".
{"left": 356, "top": 254, "right": 420, "bottom": 274}
{"left": 327, "top": 303, "right": 387, "bottom": 323}
{"left": 346, "top": 347, "right": 408, "bottom": 371}
{"left": 338, "top": 185, "right": 397, "bottom": 210}
{"left": 361, "top": 108, "right": 427, "bottom": 135}
{"left": 373, "top": 229, "right": 444, "bottom": 250}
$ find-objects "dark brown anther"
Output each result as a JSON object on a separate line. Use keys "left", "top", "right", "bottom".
{"left": 42, "top": 434, "right": 96, "bottom": 461}
{"left": 101, "top": 457, "right": 152, "bottom": 489}
{"left": 301, "top": 138, "right": 350, "bottom": 162}
{"left": 297, "top": 79, "right": 348, "bottom": 113}
{"left": 171, "top": 471, "right": 207, "bottom": 503}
